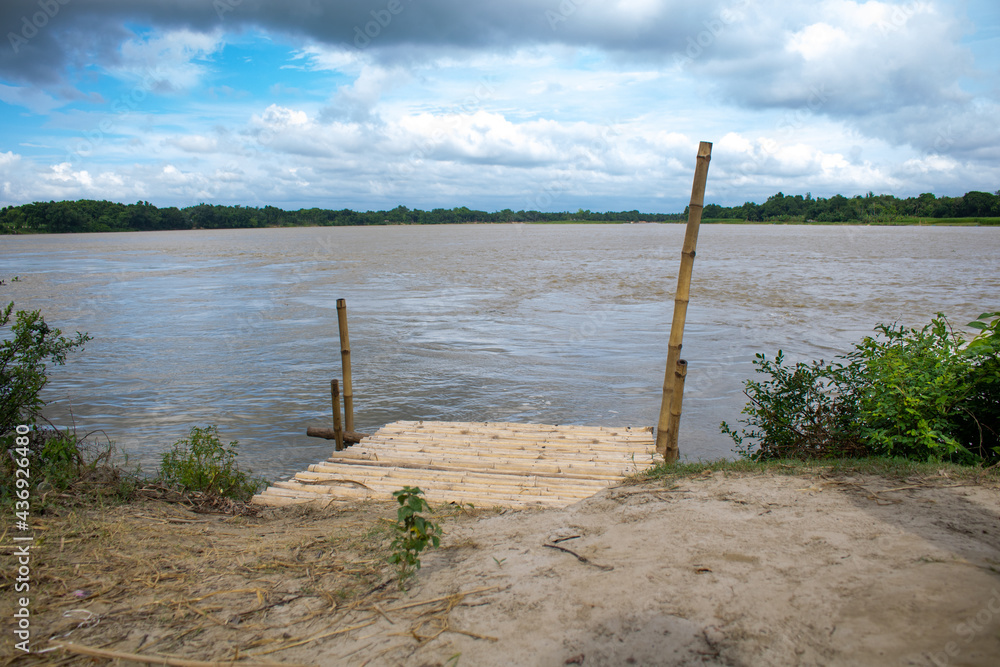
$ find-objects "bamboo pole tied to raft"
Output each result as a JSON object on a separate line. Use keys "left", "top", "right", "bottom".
{"left": 336, "top": 298, "right": 354, "bottom": 433}
{"left": 656, "top": 141, "right": 712, "bottom": 462}
{"left": 331, "top": 379, "right": 345, "bottom": 452}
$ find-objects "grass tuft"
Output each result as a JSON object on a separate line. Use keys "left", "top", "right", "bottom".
{"left": 629, "top": 457, "right": 1000, "bottom": 485}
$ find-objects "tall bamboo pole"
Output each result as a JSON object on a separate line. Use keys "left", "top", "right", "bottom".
{"left": 331, "top": 379, "right": 344, "bottom": 452}
{"left": 336, "top": 298, "right": 354, "bottom": 433}
{"left": 656, "top": 141, "right": 712, "bottom": 461}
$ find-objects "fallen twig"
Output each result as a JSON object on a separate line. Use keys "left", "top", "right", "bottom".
{"left": 55, "top": 642, "right": 312, "bottom": 667}
{"left": 543, "top": 544, "right": 614, "bottom": 571}
{"left": 370, "top": 603, "right": 395, "bottom": 625}
{"left": 249, "top": 619, "right": 379, "bottom": 657}
{"left": 384, "top": 586, "right": 499, "bottom": 613}
{"left": 135, "top": 515, "right": 212, "bottom": 524}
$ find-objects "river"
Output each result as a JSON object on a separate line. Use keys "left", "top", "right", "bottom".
{"left": 2, "top": 224, "right": 997, "bottom": 480}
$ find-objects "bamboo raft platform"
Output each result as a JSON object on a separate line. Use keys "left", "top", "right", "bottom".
{"left": 253, "top": 420, "right": 657, "bottom": 509}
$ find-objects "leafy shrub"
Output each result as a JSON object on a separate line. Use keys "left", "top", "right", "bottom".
{"left": 720, "top": 351, "right": 867, "bottom": 460}
{"left": 157, "top": 425, "right": 267, "bottom": 501}
{"left": 722, "top": 312, "right": 1000, "bottom": 465}
{"left": 2, "top": 427, "right": 138, "bottom": 508}
{"left": 389, "top": 486, "right": 442, "bottom": 585}
{"left": 956, "top": 311, "right": 1000, "bottom": 458}
{"left": 845, "top": 318, "right": 974, "bottom": 460}
{"left": 1, "top": 302, "right": 91, "bottom": 435}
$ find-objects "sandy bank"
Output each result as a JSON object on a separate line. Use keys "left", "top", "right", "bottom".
{"left": 5, "top": 469, "right": 999, "bottom": 666}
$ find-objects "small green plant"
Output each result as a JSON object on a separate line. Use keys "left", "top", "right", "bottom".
{"left": 1, "top": 428, "right": 82, "bottom": 503}
{"left": 389, "top": 486, "right": 442, "bottom": 585}
{"left": 38, "top": 430, "right": 83, "bottom": 490}
{"left": 157, "top": 425, "right": 267, "bottom": 501}
{"left": 1, "top": 302, "right": 91, "bottom": 435}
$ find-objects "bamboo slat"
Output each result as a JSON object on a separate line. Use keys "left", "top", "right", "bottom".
{"left": 304, "top": 464, "right": 610, "bottom": 489}
{"left": 321, "top": 456, "right": 641, "bottom": 480}
{"left": 300, "top": 468, "right": 610, "bottom": 494}
{"left": 340, "top": 443, "right": 653, "bottom": 464}
{"left": 357, "top": 436, "right": 655, "bottom": 455}
{"left": 268, "top": 480, "right": 578, "bottom": 508}
{"left": 358, "top": 435, "right": 654, "bottom": 451}
{"left": 380, "top": 421, "right": 653, "bottom": 438}
{"left": 256, "top": 482, "right": 566, "bottom": 510}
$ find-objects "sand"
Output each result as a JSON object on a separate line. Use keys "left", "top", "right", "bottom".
{"left": 6, "top": 469, "right": 999, "bottom": 666}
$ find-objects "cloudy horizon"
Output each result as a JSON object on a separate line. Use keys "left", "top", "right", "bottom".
{"left": 1, "top": 0, "right": 997, "bottom": 213}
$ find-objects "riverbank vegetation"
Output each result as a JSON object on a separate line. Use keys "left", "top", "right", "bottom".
{"left": 2, "top": 190, "right": 999, "bottom": 233}
{"left": 156, "top": 425, "right": 268, "bottom": 501}
{"left": 0, "top": 302, "right": 91, "bottom": 438}
{"left": 721, "top": 312, "right": 1000, "bottom": 466}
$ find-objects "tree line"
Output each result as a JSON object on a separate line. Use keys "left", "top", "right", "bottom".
{"left": 0, "top": 201, "right": 686, "bottom": 234}
{"left": 1, "top": 190, "right": 998, "bottom": 234}
{"left": 700, "top": 190, "right": 1000, "bottom": 223}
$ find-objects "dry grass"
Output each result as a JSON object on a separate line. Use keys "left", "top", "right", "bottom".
{"left": 1, "top": 498, "right": 500, "bottom": 666}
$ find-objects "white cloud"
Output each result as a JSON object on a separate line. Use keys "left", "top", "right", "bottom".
{"left": 165, "top": 135, "right": 220, "bottom": 153}
{"left": 258, "top": 105, "right": 310, "bottom": 128}
{"left": 0, "top": 151, "right": 21, "bottom": 168}
{"left": 321, "top": 64, "right": 413, "bottom": 123}
{"left": 717, "top": 131, "right": 754, "bottom": 155}
{"left": 47, "top": 162, "right": 93, "bottom": 187}
{"left": 112, "top": 29, "right": 226, "bottom": 92}
{"left": 786, "top": 22, "right": 852, "bottom": 60}
{"left": 899, "top": 154, "right": 960, "bottom": 174}
{"left": 288, "top": 45, "right": 362, "bottom": 73}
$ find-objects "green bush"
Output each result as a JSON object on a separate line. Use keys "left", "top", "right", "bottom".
{"left": 157, "top": 425, "right": 267, "bottom": 501}
{"left": 956, "top": 311, "right": 1000, "bottom": 458}
{"left": 722, "top": 312, "right": 999, "bottom": 465}
{"left": 720, "top": 350, "right": 867, "bottom": 460}
{"left": 846, "top": 318, "right": 974, "bottom": 460}
{"left": 1, "top": 302, "right": 91, "bottom": 435}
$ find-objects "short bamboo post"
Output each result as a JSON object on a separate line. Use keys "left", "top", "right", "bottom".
{"left": 331, "top": 379, "right": 345, "bottom": 452}
{"left": 667, "top": 359, "right": 688, "bottom": 449}
{"left": 336, "top": 298, "right": 354, "bottom": 433}
{"left": 656, "top": 141, "right": 712, "bottom": 461}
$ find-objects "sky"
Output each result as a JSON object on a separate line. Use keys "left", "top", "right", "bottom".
{"left": 0, "top": 0, "right": 998, "bottom": 213}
